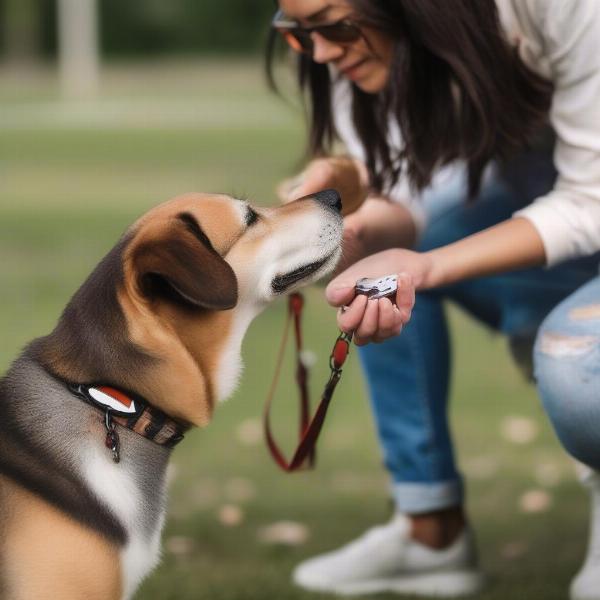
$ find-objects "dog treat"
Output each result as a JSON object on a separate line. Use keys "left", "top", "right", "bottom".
{"left": 355, "top": 275, "right": 398, "bottom": 300}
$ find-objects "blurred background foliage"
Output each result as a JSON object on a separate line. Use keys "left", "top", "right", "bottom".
{"left": 1, "top": 0, "right": 275, "bottom": 60}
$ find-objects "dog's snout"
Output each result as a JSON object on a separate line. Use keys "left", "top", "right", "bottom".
{"left": 313, "top": 189, "right": 342, "bottom": 213}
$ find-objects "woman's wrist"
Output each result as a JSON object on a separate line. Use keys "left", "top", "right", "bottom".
{"left": 420, "top": 244, "right": 465, "bottom": 289}
{"left": 418, "top": 250, "right": 441, "bottom": 289}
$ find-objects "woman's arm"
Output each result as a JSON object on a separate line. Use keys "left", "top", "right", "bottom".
{"left": 325, "top": 216, "right": 546, "bottom": 344}
{"left": 509, "top": 0, "right": 600, "bottom": 265}
{"left": 423, "top": 216, "right": 546, "bottom": 288}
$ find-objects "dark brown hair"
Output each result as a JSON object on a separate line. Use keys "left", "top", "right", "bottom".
{"left": 267, "top": 0, "right": 553, "bottom": 197}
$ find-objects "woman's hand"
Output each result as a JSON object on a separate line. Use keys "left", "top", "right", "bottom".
{"left": 334, "top": 198, "right": 417, "bottom": 276}
{"left": 325, "top": 248, "right": 433, "bottom": 345}
{"left": 325, "top": 217, "right": 548, "bottom": 345}
{"left": 277, "top": 156, "right": 369, "bottom": 216}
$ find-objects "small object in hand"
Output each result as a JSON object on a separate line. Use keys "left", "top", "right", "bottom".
{"left": 355, "top": 275, "right": 398, "bottom": 301}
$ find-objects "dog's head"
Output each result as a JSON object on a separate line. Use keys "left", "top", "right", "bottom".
{"left": 127, "top": 190, "right": 343, "bottom": 310}
{"left": 36, "top": 192, "right": 342, "bottom": 426}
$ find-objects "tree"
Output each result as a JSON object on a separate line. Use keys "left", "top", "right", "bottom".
{"left": 57, "top": 0, "right": 100, "bottom": 99}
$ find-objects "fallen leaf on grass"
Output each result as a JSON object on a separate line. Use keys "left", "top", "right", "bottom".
{"left": 166, "top": 536, "right": 195, "bottom": 556}
{"left": 299, "top": 349, "right": 317, "bottom": 368}
{"left": 218, "top": 504, "right": 244, "bottom": 526}
{"left": 519, "top": 489, "right": 552, "bottom": 513}
{"left": 463, "top": 455, "right": 499, "bottom": 480}
{"left": 225, "top": 477, "right": 257, "bottom": 503}
{"left": 236, "top": 418, "right": 262, "bottom": 446}
{"left": 191, "top": 479, "right": 220, "bottom": 509}
{"left": 534, "top": 462, "right": 562, "bottom": 487}
{"left": 501, "top": 540, "right": 529, "bottom": 560}
{"left": 257, "top": 521, "right": 309, "bottom": 546}
{"left": 501, "top": 416, "right": 538, "bottom": 445}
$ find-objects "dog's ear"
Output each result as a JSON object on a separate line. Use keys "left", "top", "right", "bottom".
{"left": 132, "top": 213, "right": 238, "bottom": 310}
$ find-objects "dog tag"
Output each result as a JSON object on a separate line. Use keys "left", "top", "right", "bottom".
{"left": 355, "top": 275, "right": 398, "bottom": 300}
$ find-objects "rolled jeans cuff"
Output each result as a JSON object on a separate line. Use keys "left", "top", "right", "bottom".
{"left": 391, "top": 479, "right": 464, "bottom": 514}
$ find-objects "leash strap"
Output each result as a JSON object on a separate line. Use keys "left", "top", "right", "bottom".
{"left": 263, "top": 293, "right": 352, "bottom": 472}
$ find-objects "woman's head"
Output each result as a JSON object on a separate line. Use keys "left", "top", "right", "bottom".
{"left": 268, "top": 0, "right": 553, "bottom": 197}
{"left": 274, "top": 0, "right": 394, "bottom": 93}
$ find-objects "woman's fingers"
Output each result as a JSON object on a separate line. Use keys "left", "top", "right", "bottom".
{"left": 336, "top": 294, "right": 413, "bottom": 345}
{"left": 276, "top": 175, "right": 304, "bottom": 203}
{"left": 337, "top": 294, "right": 368, "bottom": 332}
{"left": 334, "top": 278, "right": 415, "bottom": 345}
{"left": 355, "top": 297, "right": 380, "bottom": 341}
{"left": 360, "top": 298, "right": 408, "bottom": 344}
{"left": 277, "top": 160, "right": 336, "bottom": 203}
{"left": 325, "top": 249, "right": 424, "bottom": 345}
{"left": 372, "top": 298, "right": 397, "bottom": 342}
{"left": 326, "top": 280, "right": 358, "bottom": 307}
{"left": 277, "top": 157, "right": 369, "bottom": 215}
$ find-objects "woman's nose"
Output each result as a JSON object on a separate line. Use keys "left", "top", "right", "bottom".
{"left": 311, "top": 32, "right": 345, "bottom": 63}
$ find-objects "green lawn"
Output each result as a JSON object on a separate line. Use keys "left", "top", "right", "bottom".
{"left": 0, "top": 59, "right": 587, "bottom": 600}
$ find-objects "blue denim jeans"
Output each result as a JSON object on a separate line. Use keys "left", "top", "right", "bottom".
{"left": 358, "top": 168, "right": 598, "bottom": 513}
{"left": 535, "top": 276, "right": 600, "bottom": 469}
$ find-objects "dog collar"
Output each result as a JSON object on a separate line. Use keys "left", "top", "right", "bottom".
{"left": 67, "top": 383, "right": 188, "bottom": 463}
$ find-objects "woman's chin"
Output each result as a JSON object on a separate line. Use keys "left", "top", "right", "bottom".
{"left": 352, "top": 71, "right": 389, "bottom": 94}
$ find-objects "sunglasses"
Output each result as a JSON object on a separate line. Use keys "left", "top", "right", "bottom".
{"left": 271, "top": 9, "right": 363, "bottom": 56}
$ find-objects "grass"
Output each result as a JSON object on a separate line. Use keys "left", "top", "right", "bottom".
{"left": 0, "top": 58, "right": 588, "bottom": 599}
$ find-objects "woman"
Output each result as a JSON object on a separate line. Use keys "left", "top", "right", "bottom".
{"left": 268, "top": 0, "right": 600, "bottom": 598}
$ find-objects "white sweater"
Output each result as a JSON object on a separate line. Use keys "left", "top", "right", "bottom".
{"left": 335, "top": 0, "right": 600, "bottom": 266}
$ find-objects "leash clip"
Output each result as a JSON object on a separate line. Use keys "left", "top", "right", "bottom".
{"left": 104, "top": 409, "right": 121, "bottom": 463}
{"left": 329, "top": 331, "right": 353, "bottom": 374}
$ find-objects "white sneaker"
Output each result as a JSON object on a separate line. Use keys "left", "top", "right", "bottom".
{"left": 293, "top": 514, "right": 484, "bottom": 597}
{"left": 571, "top": 470, "right": 600, "bottom": 600}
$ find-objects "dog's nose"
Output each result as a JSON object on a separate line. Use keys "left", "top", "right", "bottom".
{"left": 313, "top": 189, "right": 342, "bottom": 213}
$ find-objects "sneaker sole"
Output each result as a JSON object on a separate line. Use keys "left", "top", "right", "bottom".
{"left": 294, "top": 569, "right": 485, "bottom": 597}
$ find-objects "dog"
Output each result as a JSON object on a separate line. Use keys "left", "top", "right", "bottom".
{"left": 0, "top": 190, "right": 343, "bottom": 600}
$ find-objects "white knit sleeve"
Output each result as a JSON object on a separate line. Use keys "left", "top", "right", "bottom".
{"left": 514, "top": 0, "right": 600, "bottom": 265}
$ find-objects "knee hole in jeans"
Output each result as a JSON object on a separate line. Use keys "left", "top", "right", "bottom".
{"left": 537, "top": 332, "right": 599, "bottom": 357}
{"left": 568, "top": 304, "right": 600, "bottom": 322}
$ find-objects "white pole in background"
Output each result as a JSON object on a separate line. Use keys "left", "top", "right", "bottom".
{"left": 57, "top": 0, "right": 100, "bottom": 99}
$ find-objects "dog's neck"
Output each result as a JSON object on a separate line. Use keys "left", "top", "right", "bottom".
{"left": 67, "top": 383, "right": 189, "bottom": 452}
{"left": 31, "top": 294, "right": 263, "bottom": 430}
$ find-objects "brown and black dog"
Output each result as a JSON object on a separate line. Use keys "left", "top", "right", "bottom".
{"left": 0, "top": 191, "right": 342, "bottom": 600}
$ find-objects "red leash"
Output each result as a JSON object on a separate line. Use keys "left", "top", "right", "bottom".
{"left": 263, "top": 292, "right": 352, "bottom": 472}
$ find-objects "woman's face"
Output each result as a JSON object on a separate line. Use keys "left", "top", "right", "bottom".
{"left": 278, "top": 0, "right": 394, "bottom": 94}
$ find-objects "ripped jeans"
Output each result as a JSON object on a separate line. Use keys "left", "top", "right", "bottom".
{"left": 535, "top": 276, "right": 600, "bottom": 469}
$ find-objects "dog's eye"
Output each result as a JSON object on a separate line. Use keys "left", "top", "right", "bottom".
{"left": 245, "top": 206, "right": 259, "bottom": 227}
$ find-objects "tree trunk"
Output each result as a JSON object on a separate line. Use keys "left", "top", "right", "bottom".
{"left": 57, "top": 0, "right": 100, "bottom": 99}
